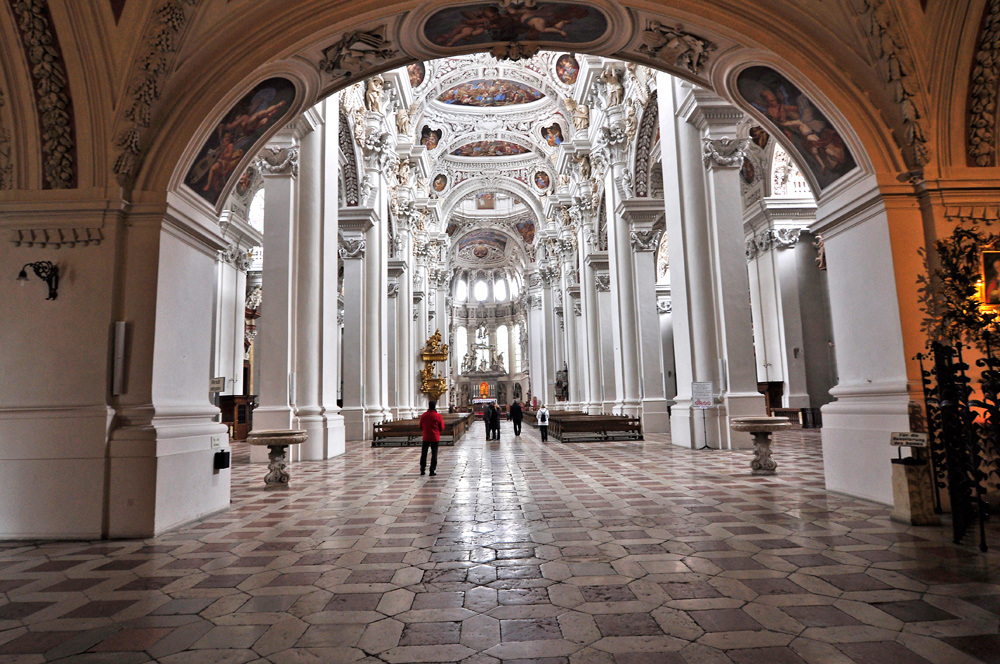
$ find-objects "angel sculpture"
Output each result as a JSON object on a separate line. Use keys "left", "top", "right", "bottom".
{"left": 564, "top": 98, "right": 590, "bottom": 131}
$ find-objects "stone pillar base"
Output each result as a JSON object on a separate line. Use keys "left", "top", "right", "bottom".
{"left": 722, "top": 392, "right": 768, "bottom": 449}
{"left": 342, "top": 407, "right": 366, "bottom": 443}
{"left": 640, "top": 398, "right": 670, "bottom": 434}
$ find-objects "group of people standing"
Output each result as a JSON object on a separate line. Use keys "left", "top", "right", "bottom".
{"left": 417, "top": 400, "right": 552, "bottom": 476}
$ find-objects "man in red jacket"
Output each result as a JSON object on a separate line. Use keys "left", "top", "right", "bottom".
{"left": 418, "top": 400, "right": 445, "bottom": 476}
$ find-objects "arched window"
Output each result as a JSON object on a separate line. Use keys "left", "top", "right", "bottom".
{"left": 494, "top": 278, "right": 507, "bottom": 302}
{"left": 497, "top": 325, "right": 509, "bottom": 373}
{"left": 456, "top": 279, "right": 468, "bottom": 302}
{"left": 510, "top": 276, "right": 520, "bottom": 299}
{"left": 248, "top": 189, "right": 265, "bottom": 232}
{"left": 456, "top": 326, "right": 468, "bottom": 371}
{"left": 474, "top": 280, "right": 488, "bottom": 302}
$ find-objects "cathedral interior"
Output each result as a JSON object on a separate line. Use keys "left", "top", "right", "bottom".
{"left": 2, "top": 1, "right": 1000, "bottom": 662}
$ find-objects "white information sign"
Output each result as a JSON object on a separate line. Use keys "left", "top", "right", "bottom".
{"left": 890, "top": 432, "right": 929, "bottom": 448}
{"left": 692, "top": 382, "right": 714, "bottom": 409}
{"left": 209, "top": 377, "right": 226, "bottom": 393}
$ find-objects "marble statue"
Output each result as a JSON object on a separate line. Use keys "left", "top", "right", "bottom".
{"left": 599, "top": 66, "right": 624, "bottom": 107}
{"left": 365, "top": 75, "right": 384, "bottom": 114}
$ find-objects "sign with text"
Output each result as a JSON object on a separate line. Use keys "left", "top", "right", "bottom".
{"left": 890, "top": 432, "right": 929, "bottom": 447}
{"left": 692, "top": 382, "right": 714, "bottom": 409}
{"left": 209, "top": 377, "right": 226, "bottom": 393}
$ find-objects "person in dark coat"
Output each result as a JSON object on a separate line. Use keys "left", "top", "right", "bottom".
{"left": 484, "top": 405, "right": 493, "bottom": 440}
{"left": 491, "top": 404, "right": 502, "bottom": 440}
{"left": 509, "top": 400, "right": 523, "bottom": 437}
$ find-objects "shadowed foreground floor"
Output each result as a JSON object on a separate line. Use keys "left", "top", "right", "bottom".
{"left": 0, "top": 423, "right": 998, "bottom": 663}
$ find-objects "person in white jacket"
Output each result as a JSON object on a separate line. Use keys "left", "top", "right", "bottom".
{"left": 537, "top": 404, "right": 550, "bottom": 442}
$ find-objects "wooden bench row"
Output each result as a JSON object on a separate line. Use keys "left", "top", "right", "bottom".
{"left": 524, "top": 410, "right": 643, "bottom": 442}
{"left": 372, "top": 412, "right": 474, "bottom": 447}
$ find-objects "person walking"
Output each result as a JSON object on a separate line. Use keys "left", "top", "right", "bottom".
{"left": 484, "top": 405, "right": 493, "bottom": 441}
{"left": 419, "top": 400, "right": 444, "bottom": 476}
{"left": 491, "top": 403, "right": 502, "bottom": 440}
{"left": 509, "top": 400, "right": 523, "bottom": 437}
{"left": 537, "top": 403, "right": 550, "bottom": 442}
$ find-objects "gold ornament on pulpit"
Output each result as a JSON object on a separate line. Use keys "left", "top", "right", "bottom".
{"left": 419, "top": 330, "right": 449, "bottom": 400}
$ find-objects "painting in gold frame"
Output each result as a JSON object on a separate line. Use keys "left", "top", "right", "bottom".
{"left": 984, "top": 250, "right": 1000, "bottom": 306}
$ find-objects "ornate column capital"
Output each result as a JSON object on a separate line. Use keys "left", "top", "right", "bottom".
{"left": 656, "top": 299, "right": 672, "bottom": 314}
{"left": 258, "top": 146, "right": 299, "bottom": 177}
{"left": 595, "top": 273, "right": 611, "bottom": 292}
{"left": 630, "top": 229, "right": 662, "bottom": 252}
{"left": 339, "top": 238, "right": 366, "bottom": 259}
{"left": 702, "top": 137, "right": 749, "bottom": 169}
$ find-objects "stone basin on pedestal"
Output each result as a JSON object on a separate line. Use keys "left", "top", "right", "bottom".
{"left": 729, "top": 417, "right": 791, "bottom": 475}
{"left": 246, "top": 429, "right": 308, "bottom": 488}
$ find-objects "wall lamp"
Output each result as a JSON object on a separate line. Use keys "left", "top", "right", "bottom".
{"left": 17, "top": 261, "right": 59, "bottom": 300}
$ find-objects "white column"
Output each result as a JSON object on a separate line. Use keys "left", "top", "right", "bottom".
{"left": 292, "top": 110, "right": 327, "bottom": 461}
{"left": 656, "top": 285, "right": 677, "bottom": 404}
{"left": 703, "top": 134, "right": 768, "bottom": 448}
{"left": 320, "top": 98, "right": 346, "bottom": 457}
{"left": 619, "top": 199, "right": 670, "bottom": 432}
{"left": 581, "top": 248, "right": 603, "bottom": 414}
{"left": 387, "top": 261, "right": 406, "bottom": 418}
{"left": 339, "top": 208, "right": 375, "bottom": 441}
{"left": 253, "top": 136, "right": 298, "bottom": 461}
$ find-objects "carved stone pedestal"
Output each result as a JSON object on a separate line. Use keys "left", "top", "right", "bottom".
{"left": 247, "top": 429, "right": 307, "bottom": 489}
{"left": 890, "top": 458, "right": 940, "bottom": 526}
{"left": 730, "top": 417, "right": 791, "bottom": 475}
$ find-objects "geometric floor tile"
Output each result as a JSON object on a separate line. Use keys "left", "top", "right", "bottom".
{"left": 0, "top": 424, "right": 998, "bottom": 663}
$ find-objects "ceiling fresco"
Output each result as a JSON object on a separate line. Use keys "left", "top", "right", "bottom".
{"left": 423, "top": 3, "right": 610, "bottom": 49}
{"left": 437, "top": 79, "right": 544, "bottom": 107}
{"left": 451, "top": 141, "right": 531, "bottom": 157}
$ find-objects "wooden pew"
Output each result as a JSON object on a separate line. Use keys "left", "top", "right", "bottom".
{"left": 372, "top": 413, "right": 473, "bottom": 447}
{"left": 526, "top": 411, "right": 643, "bottom": 442}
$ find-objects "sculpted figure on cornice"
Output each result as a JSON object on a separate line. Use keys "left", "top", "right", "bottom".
{"left": 563, "top": 98, "right": 590, "bottom": 131}
{"left": 365, "top": 75, "right": 385, "bottom": 114}
{"left": 319, "top": 25, "right": 397, "bottom": 79}
{"left": 598, "top": 66, "right": 624, "bottom": 108}
{"left": 638, "top": 22, "right": 718, "bottom": 76}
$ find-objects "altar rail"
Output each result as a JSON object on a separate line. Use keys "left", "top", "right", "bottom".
{"left": 372, "top": 412, "right": 474, "bottom": 447}
{"left": 525, "top": 410, "right": 643, "bottom": 442}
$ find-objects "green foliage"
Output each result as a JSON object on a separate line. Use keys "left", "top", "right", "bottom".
{"left": 919, "top": 225, "right": 1000, "bottom": 351}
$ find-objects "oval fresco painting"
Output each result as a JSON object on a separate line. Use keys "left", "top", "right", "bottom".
{"left": 420, "top": 126, "right": 443, "bottom": 149}
{"left": 452, "top": 141, "right": 531, "bottom": 157}
{"left": 556, "top": 54, "right": 580, "bottom": 85}
{"left": 432, "top": 174, "right": 448, "bottom": 192}
{"left": 438, "top": 79, "right": 543, "bottom": 107}
{"left": 541, "top": 123, "right": 563, "bottom": 147}
{"left": 185, "top": 77, "right": 296, "bottom": 206}
{"left": 407, "top": 62, "right": 426, "bottom": 88}
{"left": 534, "top": 171, "right": 550, "bottom": 189}
{"left": 736, "top": 66, "right": 856, "bottom": 190}
{"left": 424, "top": 3, "right": 609, "bottom": 48}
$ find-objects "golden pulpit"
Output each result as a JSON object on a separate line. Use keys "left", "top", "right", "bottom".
{"left": 419, "top": 330, "right": 449, "bottom": 401}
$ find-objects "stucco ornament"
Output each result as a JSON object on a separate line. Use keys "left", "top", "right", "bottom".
{"left": 702, "top": 137, "right": 748, "bottom": 168}
{"left": 638, "top": 22, "right": 717, "bottom": 75}
{"left": 10, "top": 0, "right": 77, "bottom": 188}
{"left": 319, "top": 25, "right": 397, "bottom": 79}
{"left": 258, "top": 147, "right": 299, "bottom": 177}
{"left": 339, "top": 238, "right": 366, "bottom": 259}
{"left": 595, "top": 273, "right": 611, "bottom": 292}
{"left": 969, "top": 0, "right": 1000, "bottom": 166}
{"left": 630, "top": 229, "right": 661, "bottom": 252}
{"left": 115, "top": 0, "right": 201, "bottom": 186}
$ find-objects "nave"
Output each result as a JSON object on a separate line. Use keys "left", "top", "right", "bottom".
{"left": 0, "top": 427, "right": 997, "bottom": 663}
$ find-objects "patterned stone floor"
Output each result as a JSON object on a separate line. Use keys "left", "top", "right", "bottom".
{"left": 1, "top": 423, "right": 1000, "bottom": 663}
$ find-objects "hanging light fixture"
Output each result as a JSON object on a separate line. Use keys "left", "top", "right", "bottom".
{"left": 17, "top": 261, "right": 59, "bottom": 300}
